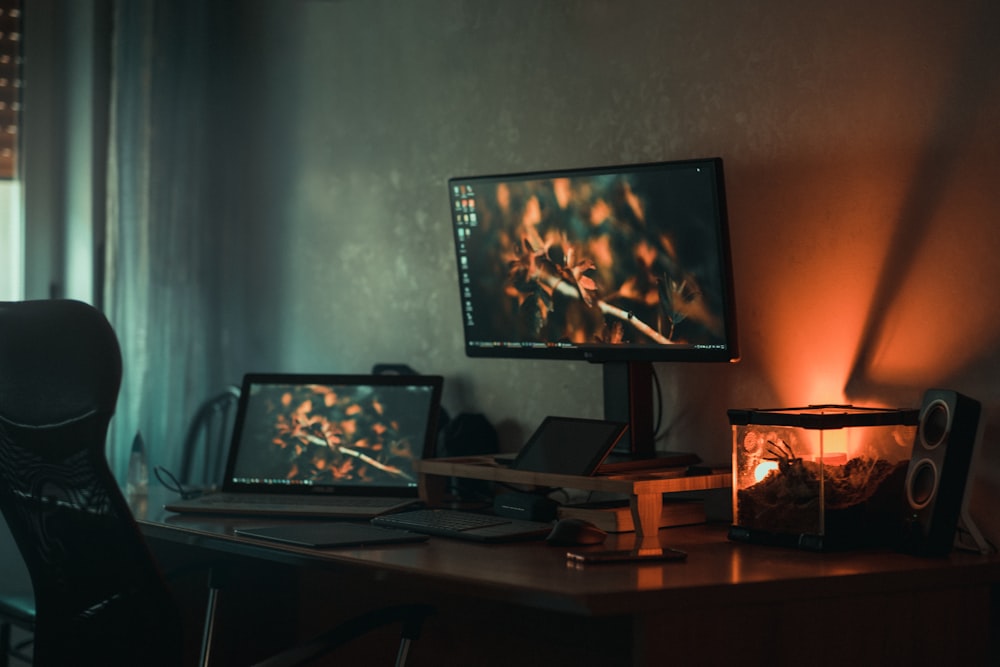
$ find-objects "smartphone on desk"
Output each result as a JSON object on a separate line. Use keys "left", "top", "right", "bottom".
{"left": 566, "top": 547, "right": 687, "bottom": 564}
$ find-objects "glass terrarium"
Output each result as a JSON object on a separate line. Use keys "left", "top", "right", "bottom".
{"left": 729, "top": 405, "right": 919, "bottom": 551}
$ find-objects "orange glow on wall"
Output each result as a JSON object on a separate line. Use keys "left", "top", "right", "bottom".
{"left": 745, "top": 161, "right": 913, "bottom": 407}
{"left": 744, "top": 144, "right": 1000, "bottom": 408}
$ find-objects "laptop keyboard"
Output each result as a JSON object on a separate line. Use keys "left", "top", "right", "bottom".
{"left": 372, "top": 508, "right": 553, "bottom": 542}
{"left": 198, "top": 494, "right": 397, "bottom": 507}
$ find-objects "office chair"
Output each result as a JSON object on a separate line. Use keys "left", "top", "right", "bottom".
{"left": 0, "top": 299, "right": 432, "bottom": 666}
{"left": 0, "top": 514, "right": 33, "bottom": 666}
{"left": 0, "top": 298, "right": 183, "bottom": 666}
{"left": 0, "top": 591, "right": 33, "bottom": 666}
{"left": 177, "top": 385, "right": 240, "bottom": 491}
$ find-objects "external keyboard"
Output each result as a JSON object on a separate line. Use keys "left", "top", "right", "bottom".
{"left": 372, "top": 508, "right": 553, "bottom": 543}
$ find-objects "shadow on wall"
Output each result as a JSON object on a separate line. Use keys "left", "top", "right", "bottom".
{"left": 836, "top": 0, "right": 1000, "bottom": 505}
{"left": 718, "top": 0, "right": 1000, "bottom": 412}
{"left": 842, "top": 0, "right": 1000, "bottom": 403}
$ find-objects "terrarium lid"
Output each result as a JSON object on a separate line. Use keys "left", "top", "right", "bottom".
{"left": 727, "top": 404, "right": 920, "bottom": 429}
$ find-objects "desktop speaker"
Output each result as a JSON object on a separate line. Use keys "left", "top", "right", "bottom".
{"left": 900, "top": 388, "right": 980, "bottom": 556}
{"left": 437, "top": 413, "right": 498, "bottom": 502}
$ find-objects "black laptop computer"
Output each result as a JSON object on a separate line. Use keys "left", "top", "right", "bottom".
{"left": 165, "top": 372, "right": 443, "bottom": 518}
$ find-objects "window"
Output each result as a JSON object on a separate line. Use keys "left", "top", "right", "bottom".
{"left": 0, "top": 0, "right": 20, "bottom": 300}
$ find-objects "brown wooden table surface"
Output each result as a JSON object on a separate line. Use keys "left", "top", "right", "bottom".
{"left": 135, "top": 487, "right": 1000, "bottom": 666}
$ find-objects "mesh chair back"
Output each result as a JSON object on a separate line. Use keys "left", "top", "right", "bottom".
{"left": 0, "top": 300, "right": 182, "bottom": 666}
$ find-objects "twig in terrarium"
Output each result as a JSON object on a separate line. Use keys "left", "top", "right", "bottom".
{"left": 765, "top": 439, "right": 795, "bottom": 461}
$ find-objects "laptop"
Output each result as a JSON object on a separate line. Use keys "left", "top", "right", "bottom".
{"left": 165, "top": 372, "right": 443, "bottom": 518}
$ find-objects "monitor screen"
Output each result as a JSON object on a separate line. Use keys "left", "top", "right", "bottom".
{"left": 448, "top": 157, "right": 738, "bottom": 364}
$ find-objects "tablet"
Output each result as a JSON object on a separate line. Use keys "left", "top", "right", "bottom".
{"left": 234, "top": 522, "right": 429, "bottom": 548}
{"left": 509, "top": 416, "right": 629, "bottom": 476}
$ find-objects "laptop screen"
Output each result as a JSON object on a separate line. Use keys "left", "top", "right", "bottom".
{"left": 223, "top": 373, "right": 443, "bottom": 496}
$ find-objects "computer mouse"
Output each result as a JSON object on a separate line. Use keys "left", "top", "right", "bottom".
{"left": 545, "top": 518, "right": 608, "bottom": 546}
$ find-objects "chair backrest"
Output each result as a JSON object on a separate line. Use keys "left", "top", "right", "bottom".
{"left": 178, "top": 386, "right": 240, "bottom": 489}
{"left": 0, "top": 299, "right": 183, "bottom": 666}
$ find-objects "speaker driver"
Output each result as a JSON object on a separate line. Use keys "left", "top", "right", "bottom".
{"left": 919, "top": 399, "right": 950, "bottom": 449}
{"left": 905, "top": 459, "right": 937, "bottom": 509}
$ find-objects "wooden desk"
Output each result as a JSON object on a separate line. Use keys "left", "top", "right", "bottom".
{"left": 416, "top": 455, "right": 731, "bottom": 550}
{"left": 135, "top": 491, "right": 1000, "bottom": 666}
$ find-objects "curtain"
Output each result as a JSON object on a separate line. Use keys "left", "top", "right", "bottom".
{"left": 104, "top": 0, "right": 231, "bottom": 480}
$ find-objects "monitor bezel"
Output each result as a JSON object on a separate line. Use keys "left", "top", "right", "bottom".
{"left": 448, "top": 157, "right": 740, "bottom": 365}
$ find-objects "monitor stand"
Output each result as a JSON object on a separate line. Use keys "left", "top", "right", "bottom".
{"left": 601, "top": 362, "right": 702, "bottom": 472}
{"left": 602, "top": 361, "right": 656, "bottom": 459}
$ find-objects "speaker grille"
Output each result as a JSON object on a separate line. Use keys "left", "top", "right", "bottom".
{"left": 919, "top": 399, "right": 950, "bottom": 449}
{"left": 906, "top": 459, "right": 937, "bottom": 509}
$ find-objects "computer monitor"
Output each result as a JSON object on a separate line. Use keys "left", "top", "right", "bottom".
{"left": 448, "top": 157, "right": 739, "bottom": 457}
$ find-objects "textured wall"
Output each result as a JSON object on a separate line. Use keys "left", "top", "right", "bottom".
{"left": 211, "top": 0, "right": 1000, "bottom": 476}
